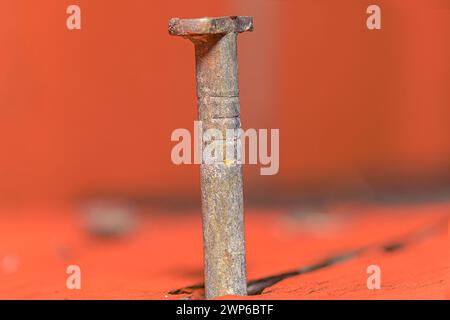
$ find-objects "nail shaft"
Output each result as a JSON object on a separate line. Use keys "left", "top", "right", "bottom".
{"left": 169, "top": 16, "right": 253, "bottom": 298}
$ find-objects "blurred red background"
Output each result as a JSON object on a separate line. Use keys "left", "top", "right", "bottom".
{"left": 0, "top": 0, "right": 449, "bottom": 207}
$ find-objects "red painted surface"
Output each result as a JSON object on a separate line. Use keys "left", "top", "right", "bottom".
{"left": 0, "top": 202, "right": 448, "bottom": 299}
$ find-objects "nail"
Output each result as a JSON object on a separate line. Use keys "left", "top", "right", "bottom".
{"left": 169, "top": 16, "right": 253, "bottom": 298}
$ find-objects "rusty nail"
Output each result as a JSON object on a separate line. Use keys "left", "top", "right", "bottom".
{"left": 168, "top": 16, "right": 253, "bottom": 298}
